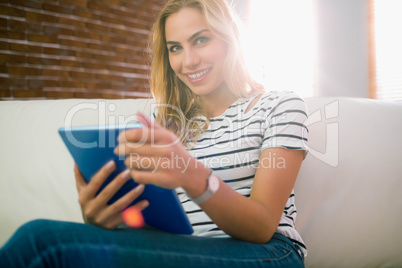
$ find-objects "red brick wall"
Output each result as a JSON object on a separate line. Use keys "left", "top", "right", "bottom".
{"left": 0, "top": 0, "right": 165, "bottom": 100}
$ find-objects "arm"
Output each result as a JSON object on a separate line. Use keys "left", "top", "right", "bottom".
{"left": 116, "top": 113, "right": 304, "bottom": 243}
{"left": 190, "top": 148, "right": 304, "bottom": 243}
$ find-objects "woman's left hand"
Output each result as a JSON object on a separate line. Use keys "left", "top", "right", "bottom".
{"left": 114, "top": 113, "right": 208, "bottom": 191}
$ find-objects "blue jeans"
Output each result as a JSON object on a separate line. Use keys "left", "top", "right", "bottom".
{"left": 0, "top": 219, "right": 304, "bottom": 267}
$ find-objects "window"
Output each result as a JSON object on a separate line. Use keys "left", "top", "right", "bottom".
{"left": 242, "top": 0, "right": 314, "bottom": 97}
{"left": 369, "top": 0, "right": 402, "bottom": 100}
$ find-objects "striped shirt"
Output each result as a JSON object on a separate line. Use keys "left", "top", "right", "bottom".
{"left": 176, "top": 90, "right": 309, "bottom": 256}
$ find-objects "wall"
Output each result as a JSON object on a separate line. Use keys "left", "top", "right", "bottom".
{"left": 0, "top": 0, "right": 165, "bottom": 100}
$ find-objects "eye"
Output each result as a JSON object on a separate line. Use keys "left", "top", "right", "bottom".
{"left": 195, "top": 37, "right": 209, "bottom": 45}
{"left": 169, "top": 45, "right": 182, "bottom": 53}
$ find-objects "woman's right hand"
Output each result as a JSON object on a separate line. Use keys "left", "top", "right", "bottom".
{"left": 74, "top": 161, "right": 149, "bottom": 229}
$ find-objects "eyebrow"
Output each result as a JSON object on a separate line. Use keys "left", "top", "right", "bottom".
{"left": 166, "top": 29, "right": 209, "bottom": 45}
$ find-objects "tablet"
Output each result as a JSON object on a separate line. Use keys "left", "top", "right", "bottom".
{"left": 58, "top": 123, "right": 193, "bottom": 235}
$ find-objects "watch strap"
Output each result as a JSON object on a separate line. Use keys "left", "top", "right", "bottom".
{"left": 192, "top": 174, "right": 219, "bottom": 205}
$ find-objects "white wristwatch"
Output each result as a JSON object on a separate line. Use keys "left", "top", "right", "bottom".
{"left": 192, "top": 174, "right": 220, "bottom": 205}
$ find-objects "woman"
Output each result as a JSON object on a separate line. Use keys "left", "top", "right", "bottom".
{"left": 0, "top": 0, "right": 308, "bottom": 267}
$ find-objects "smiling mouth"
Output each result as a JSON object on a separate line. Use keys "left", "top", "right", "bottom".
{"left": 185, "top": 68, "right": 212, "bottom": 80}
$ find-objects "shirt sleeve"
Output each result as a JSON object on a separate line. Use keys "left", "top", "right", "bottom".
{"left": 260, "top": 91, "right": 309, "bottom": 156}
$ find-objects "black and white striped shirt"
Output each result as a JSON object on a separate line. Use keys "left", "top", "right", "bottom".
{"left": 176, "top": 90, "right": 308, "bottom": 256}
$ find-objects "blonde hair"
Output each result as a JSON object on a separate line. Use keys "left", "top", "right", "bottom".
{"left": 150, "top": 0, "right": 261, "bottom": 145}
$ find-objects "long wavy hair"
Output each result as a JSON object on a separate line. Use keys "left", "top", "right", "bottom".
{"left": 150, "top": 0, "right": 262, "bottom": 145}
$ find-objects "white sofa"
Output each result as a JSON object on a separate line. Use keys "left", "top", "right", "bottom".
{"left": 0, "top": 97, "right": 401, "bottom": 267}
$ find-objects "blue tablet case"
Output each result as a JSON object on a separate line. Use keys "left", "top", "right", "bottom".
{"left": 58, "top": 123, "right": 193, "bottom": 235}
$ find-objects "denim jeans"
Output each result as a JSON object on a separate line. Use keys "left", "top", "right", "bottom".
{"left": 0, "top": 219, "right": 304, "bottom": 268}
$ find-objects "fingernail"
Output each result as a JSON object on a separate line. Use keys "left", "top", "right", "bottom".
{"left": 121, "top": 169, "right": 131, "bottom": 180}
{"left": 106, "top": 160, "right": 115, "bottom": 171}
{"left": 134, "top": 183, "right": 145, "bottom": 193}
{"left": 142, "top": 200, "right": 149, "bottom": 208}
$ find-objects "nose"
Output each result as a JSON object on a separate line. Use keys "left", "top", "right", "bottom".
{"left": 183, "top": 47, "right": 200, "bottom": 68}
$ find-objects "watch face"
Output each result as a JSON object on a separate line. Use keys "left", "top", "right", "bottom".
{"left": 210, "top": 175, "right": 220, "bottom": 192}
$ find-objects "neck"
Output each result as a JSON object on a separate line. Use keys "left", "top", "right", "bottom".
{"left": 199, "top": 85, "right": 238, "bottom": 118}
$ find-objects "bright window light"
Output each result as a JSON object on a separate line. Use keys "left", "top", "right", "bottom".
{"left": 374, "top": 0, "right": 402, "bottom": 100}
{"left": 242, "top": 0, "right": 314, "bottom": 97}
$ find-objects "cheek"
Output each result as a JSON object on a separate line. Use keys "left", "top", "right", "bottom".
{"left": 207, "top": 44, "right": 227, "bottom": 66}
{"left": 168, "top": 55, "right": 180, "bottom": 74}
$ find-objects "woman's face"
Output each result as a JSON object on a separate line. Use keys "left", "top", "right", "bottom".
{"left": 165, "top": 7, "right": 228, "bottom": 97}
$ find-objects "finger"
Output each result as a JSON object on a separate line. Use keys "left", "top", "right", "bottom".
{"left": 118, "top": 127, "right": 151, "bottom": 145}
{"left": 114, "top": 142, "right": 155, "bottom": 157}
{"left": 137, "top": 112, "right": 161, "bottom": 129}
{"left": 105, "top": 184, "right": 148, "bottom": 217}
{"left": 124, "top": 155, "right": 157, "bottom": 171}
{"left": 84, "top": 160, "right": 116, "bottom": 200}
{"left": 74, "top": 164, "right": 87, "bottom": 192}
{"left": 103, "top": 214, "right": 125, "bottom": 230}
{"left": 130, "top": 169, "right": 165, "bottom": 188}
{"left": 96, "top": 169, "right": 132, "bottom": 203}
{"left": 92, "top": 213, "right": 123, "bottom": 230}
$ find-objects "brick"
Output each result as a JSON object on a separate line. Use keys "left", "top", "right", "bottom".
{"left": 0, "top": 63, "right": 6, "bottom": 73}
{"left": 59, "top": 38, "right": 88, "bottom": 49}
{"left": 44, "top": 47, "right": 75, "bottom": 57}
{"left": 9, "top": 66, "right": 41, "bottom": 76}
{"left": 42, "top": 68, "right": 70, "bottom": 77}
{"left": 60, "top": 59, "right": 81, "bottom": 68}
{"left": 84, "top": 81, "right": 111, "bottom": 90}
{"left": 125, "top": 20, "right": 148, "bottom": 30}
{"left": 0, "top": 89, "right": 11, "bottom": 98}
{"left": 126, "top": 56, "right": 148, "bottom": 66}
{"left": 0, "top": 17, "right": 7, "bottom": 27}
{"left": 124, "top": 38, "right": 148, "bottom": 48}
{"left": 82, "top": 61, "right": 108, "bottom": 70}
{"left": 102, "top": 0, "right": 124, "bottom": 6}
{"left": 74, "top": 50, "right": 94, "bottom": 60}
{"left": 101, "top": 91, "right": 125, "bottom": 99}
{"left": 28, "top": 34, "right": 58, "bottom": 44}
{"left": 42, "top": 3, "right": 74, "bottom": 14}
{"left": 45, "top": 89, "right": 76, "bottom": 99}
{"left": 26, "top": 11, "right": 58, "bottom": 23}
{"left": 101, "top": 15, "right": 125, "bottom": 26}
{"left": 0, "top": 30, "right": 25, "bottom": 40}
{"left": 59, "top": 17, "right": 86, "bottom": 28}
{"left": 59, "top": 80, "right": 85, "bottom": 88}
{"left": 9, "top": 43, "right": 42, "bottom": 53}
{"left": 0, "top": 77, "right": 11, "bottom": 88}
{"left": 61, "top": 0, "right": 88, "bottom": 8}
{"left": 75, "top": 30, "right": 101, "bottom": 41}
{"left": 70, "top": 70, "right": 95, "bottom": 79}
{"left": 14, "top": 89, "right": 44, "bottom": 98}
{"left": 87, "top": 22, "right": 110, "bottom": 33}
{"left": 0, "top": 6, "right": 25, "bottom": 18}
{"left": 75, "top": 91, "right": 102, "bottom": 98}
{"left": 8, "top": 0, "right": 42, "bottom": 9}
{"left": 43, "top": 25, "right": 74, "bottom": 36}
{"left": 28, "top": 56, "right": 59, "bottom": 65}
{"left": 94, "top": 53, "right": 125, "bottom": 63}
{"left": 86, "top": 42, "right": 116, "bottom": 53}
{"left": 75, "top": 9, "right": 99, "bottom": 20}
{"left": 28, "top": 79, "right": 58, "bottom": 89}
{"left": 87, "top": 2, "right": 110, "bottom": 13}
{"left": 0, "top": 41, "right": 8, "bottom": 50}
{"left": 0, "top": 53, "right": 26, "bottom": 63}
{"left": 10, "top": 77, "right": 27, "bottom": 87}
{"left": 95, "top": 72, "right": 125, "bottom": 82}
{"left": 9, "top": 19, "right": 42, "bottom": 32}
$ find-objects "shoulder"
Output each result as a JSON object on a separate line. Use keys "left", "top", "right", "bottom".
{"left": 252, "top": 91, "right": 307, "bottom": 116}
